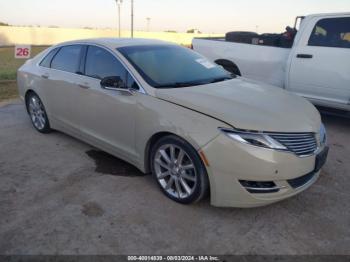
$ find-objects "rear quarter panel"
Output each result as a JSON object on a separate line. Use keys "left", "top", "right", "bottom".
{"left": 17, "top": 60, "right": 42, "bottom": 100}
{"left": 17, "top": 48, "right": 53, "bottom": 113}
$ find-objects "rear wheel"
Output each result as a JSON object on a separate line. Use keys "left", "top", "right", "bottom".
{"left": 215, "top": 59, "right": 241, "bottom": 76}
{"left": 26, "top": 93, "right": 51, "bottom": 133}
{"left": 150, "top": 135, "right": 209, "bottom": 204}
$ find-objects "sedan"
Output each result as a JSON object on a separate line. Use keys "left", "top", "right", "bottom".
{"left": 17, "top": 38, "right": 328, "bottom": 207}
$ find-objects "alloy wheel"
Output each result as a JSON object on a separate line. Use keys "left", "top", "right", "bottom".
{"left": 28, "top": 96, "right": 47, "bottom": 130}
{"left": 154, "top": 144, "right": 198, "bottom": 199}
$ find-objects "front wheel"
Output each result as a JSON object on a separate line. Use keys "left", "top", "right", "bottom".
{"left": 150, "top": 135, "right": 209, "bottom": 204}
{"left": 26, "top": 93, "right": 51, "bottom": 133}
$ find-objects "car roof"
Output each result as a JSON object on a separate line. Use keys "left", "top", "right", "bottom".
{"left": 306, "top": 12, "right": 350, "bottom": 19}
{"left": 55, "top": 38, "right": 175, "bottom": 49}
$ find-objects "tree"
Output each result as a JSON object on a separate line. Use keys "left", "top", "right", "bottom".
{"left": 186, "top": 28, "right": 201, "bottom": 34}
{"left": 0, "top": 22, "right": 10, "bottom": 26}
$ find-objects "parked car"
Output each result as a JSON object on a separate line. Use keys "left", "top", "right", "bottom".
{"left": 192, "top": 13, "right": 350, "bottom": 112}
{"left": 17, "top": 38, "right": 328, "bottom": 207}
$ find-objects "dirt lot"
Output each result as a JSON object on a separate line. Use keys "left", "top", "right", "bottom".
{"left": 0, "top": 81, "right": 18, "bottom": 101}
{"left": 0, "top": 100, "right": 349, "bottom": 255}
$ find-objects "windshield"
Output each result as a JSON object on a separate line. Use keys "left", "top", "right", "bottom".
{"left": 117, "top": 45, "right": 234, "bottom": 88}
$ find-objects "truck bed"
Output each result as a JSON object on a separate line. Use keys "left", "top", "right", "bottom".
{"left": 192, "top": 38, "right": 291, "bottom": 88}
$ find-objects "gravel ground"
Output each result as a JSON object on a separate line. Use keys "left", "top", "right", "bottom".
{"left": 0, "top": 100, "right": 349, "bottom": 255}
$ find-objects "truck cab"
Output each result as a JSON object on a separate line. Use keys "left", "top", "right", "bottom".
{"left": 192, "top": 13, "right": 350, "bottom": 112}
{"left": 287, "top": 13, "right": 350, "bottom": 110}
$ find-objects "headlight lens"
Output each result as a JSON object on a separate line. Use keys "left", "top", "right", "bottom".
{"left": 320, "top": 123, "right": 327, "bottom": 145}
{"left": 220, "top": 128, "right": 287, "bottom": 150}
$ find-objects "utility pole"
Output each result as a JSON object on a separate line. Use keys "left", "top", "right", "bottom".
{"left": 116, "top": 0, "right": 123, "bottom": 37}
{"left": 131, "top": 0, "right": 134, "bottom": 38}
{"left": 146, "top": 17, "right": 151, "bottom": 32}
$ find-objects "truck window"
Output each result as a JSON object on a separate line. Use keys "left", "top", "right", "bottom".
{"left": 308, "top": 17, "right": 350, "bottom": 48}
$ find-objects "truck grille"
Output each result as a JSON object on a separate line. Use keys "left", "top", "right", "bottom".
{"left": 269, "top": 133, "right": 318, "bottom": 157}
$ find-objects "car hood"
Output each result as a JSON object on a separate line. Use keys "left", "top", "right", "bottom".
{"left": 155, "top": 78, "right": 321, "bottom": 132}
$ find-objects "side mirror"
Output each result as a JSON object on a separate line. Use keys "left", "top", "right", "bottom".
{"left": 100, "top": 76, "right": 126, "bottom": 90}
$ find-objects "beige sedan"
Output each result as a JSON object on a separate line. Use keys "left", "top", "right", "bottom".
{"left": 17, "top": 38, "right": 328, "bottom": 207}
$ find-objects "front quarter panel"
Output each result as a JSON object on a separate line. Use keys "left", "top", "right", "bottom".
{"left": 135, "top": 94, "right": 230, "bottom": 172}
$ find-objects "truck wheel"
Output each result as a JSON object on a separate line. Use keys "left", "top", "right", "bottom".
{"left": 215, "top": 59, "right": 241, "bottom": 76}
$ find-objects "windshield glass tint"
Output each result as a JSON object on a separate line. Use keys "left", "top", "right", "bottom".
{"left": 117, "top": 45, "right": 232, "bottom": 88}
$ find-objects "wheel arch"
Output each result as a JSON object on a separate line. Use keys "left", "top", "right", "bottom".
{"left": 143, "top": 131, "right": 202, "bottom": 174}
{"left": 215, "top": 59, "right": 241, "bottom": 76}
{"left": 144, "top": 131, "right": 176, "bottom": 173}
{"left": 24, "top": 89, "right": 37, "bottom": 113}
{"left": 144, "top": 131, "right": 211, "bottom": 203}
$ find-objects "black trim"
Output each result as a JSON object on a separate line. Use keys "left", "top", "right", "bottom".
{"left": 239, "top": 180, "right": 279, "bottom": 194}
{"left": 287, "top": 172, "right": 316, "bottom": 189}
{"left": 49, "top": 47, "right": 61, "bottom": 68}
{"left": 314, "top": 146, "right": 329, "bottom": 172}
{"left": 296, "top": 54, "right": 313, "bottom": 59}
{"left": 79, "top": 45, "right": 88, "bottom": 75}
{"left": 39, "top": 47, "right": 60, "bottom": 68}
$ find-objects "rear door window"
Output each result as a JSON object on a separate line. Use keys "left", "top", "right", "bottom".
{"left": 51, "top": 45, "right": 83, "bottom": 73}
{"left": 40, "top": 48, "right": 59, "bottom": 68}
{"left": 308, "top": 17, "right": 350, "bottom": 48}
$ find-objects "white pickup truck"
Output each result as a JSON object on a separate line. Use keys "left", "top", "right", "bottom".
{"left": 192, "top": 13, "right": 350, "bottom": 112}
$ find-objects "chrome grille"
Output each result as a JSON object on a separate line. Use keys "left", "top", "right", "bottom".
{"left": 269, "top": 133, "right": 318, "bottom": 157}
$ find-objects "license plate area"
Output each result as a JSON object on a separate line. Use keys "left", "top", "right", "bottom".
{"left": 314, "top": 146, "right": 329, "bottom": 173}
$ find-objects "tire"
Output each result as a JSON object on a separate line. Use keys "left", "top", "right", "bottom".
{"left": 150, "top": 135, "right": 209, "bottom": 204}
{"left": 258, "top": 33, "right": 282, "bottom": 47}
{"left": 225, "top": 31, "right": 259, "bottom": 43}
{"left": 26, "top": 92, "right": 51, "bottom": 133}
{"left": 215, "top": 59, "right": 241, "bottom": 76}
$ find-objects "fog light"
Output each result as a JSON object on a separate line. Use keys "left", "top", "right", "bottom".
{"left": 239, "top": 180, "right": 279, "bottom": 193}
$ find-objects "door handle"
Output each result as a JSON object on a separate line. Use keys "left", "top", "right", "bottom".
{"left": 41, "top": 74, "right": 49, "bottom": 79}
{"left": 296, "top": 54, "right": 313, "bottom": 59}
{"left": 78, "top": 83, "right": 90, "bottom": 89}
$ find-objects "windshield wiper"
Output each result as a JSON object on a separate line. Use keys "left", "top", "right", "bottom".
{"left": 155, "top": 75, "right": 235, "bottom": 88}
{"left": 155, "top": 81, "right": 207, "bottom": 88}
{"left": 209, "top": 75, "right": 235, "bottom": 83}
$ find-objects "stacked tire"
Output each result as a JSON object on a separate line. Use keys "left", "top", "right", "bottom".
{"left": 225, "top": 31, "right": 259, "bottom": 44}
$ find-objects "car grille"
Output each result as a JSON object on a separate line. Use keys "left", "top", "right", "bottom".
{"left": 269, "top": 133, "right": 318, "bottom": 157}
{"left": 287, "top": 172, "right": 316, "bottom": 189}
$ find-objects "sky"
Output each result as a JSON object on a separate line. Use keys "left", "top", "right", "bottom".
{"left": 0, "top": 0, "right": 349, "bottom": 33}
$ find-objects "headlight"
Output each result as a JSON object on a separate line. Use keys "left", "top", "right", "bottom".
{"left": 320, "top": 123, "right": 327, "bottom": 146}
{"left": 219, "top": 128, "right": 287, "bottom": 150}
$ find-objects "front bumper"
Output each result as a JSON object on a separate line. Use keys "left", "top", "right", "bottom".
{"left": 201, "top": 133, "right": 327, "bottom": 208}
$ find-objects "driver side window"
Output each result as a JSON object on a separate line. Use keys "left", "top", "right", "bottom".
{"left": 85, "top": 46, "right": 127, "bottom": 82}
